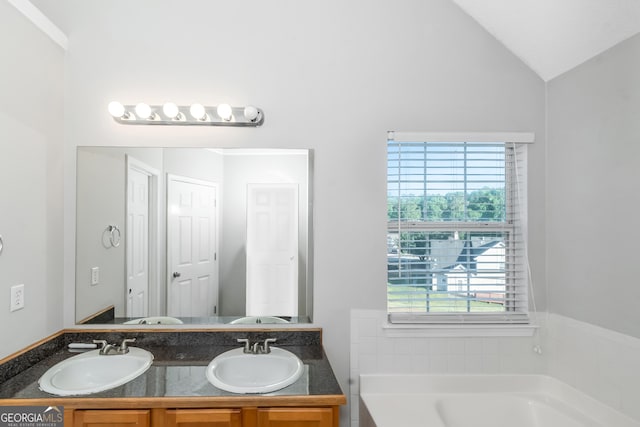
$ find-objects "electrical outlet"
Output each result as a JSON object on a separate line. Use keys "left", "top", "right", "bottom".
{"left": 91, "top": 267, "right": 99, "bottom": 285}
{"left": 10, "top": 284, "right": 24, "bottom": 312}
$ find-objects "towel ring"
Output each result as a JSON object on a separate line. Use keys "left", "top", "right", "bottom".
{"left": 108, "top": 225, "right": 121, "bottom": 248}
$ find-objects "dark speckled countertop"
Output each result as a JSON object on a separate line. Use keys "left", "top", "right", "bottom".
{"left": 0, "top": 329, "right": 345, "bottom": 404}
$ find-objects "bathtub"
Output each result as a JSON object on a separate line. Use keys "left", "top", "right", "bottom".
{"left": 359, "top": 374, "right": 640, "bottom": 427}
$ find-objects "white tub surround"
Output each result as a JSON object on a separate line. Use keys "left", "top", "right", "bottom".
{"left": 350, "top": 309, "right": 546, "bottom": 425}
{"left": 359, "top": 374, "right": 640, "bottom": 427}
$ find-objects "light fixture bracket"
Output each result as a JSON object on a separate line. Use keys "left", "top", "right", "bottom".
{"left": 111, "top": 104, "right": 264, "bottom": 127}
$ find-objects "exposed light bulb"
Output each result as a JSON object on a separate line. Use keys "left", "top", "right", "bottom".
{"left": 108, "top": 101, "right": 127, "bottom": 118}
{"left": 217, "top": 103, "right": 233, "bottom": 121}
{"left": 243, "top": 105, "right": 259, "bottom": 121}
{"left": 135, "top": 103, "right": 153, "bottom": 119}
{"left": 190, "top": 103, "right": 207, "bottom": 120}
{"left": 163, "top": 102, "right": 181, "bottom": 119}
{"left": 108, "top": 102, "right": 263, "bottom": 126}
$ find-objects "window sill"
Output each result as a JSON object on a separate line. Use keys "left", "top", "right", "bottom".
{"left": 382, "top": 322, "right": 538, "bottom": 338}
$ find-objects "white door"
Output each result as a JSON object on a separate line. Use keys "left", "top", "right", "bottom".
{"left": 167, "top": 175, "right": 218, "bottom": 318}
{"left": 246, "top": 183, "right": 298, "bottom": 317}
{"left": 126, "top": 165, "right": 150, "bottom": 318}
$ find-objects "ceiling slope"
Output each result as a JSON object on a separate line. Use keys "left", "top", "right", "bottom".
{"left": 25, "top": 0, "right": 640, "bottom": 82}
{"left": 452, "top": 0, "right": 640, "bottom": 81}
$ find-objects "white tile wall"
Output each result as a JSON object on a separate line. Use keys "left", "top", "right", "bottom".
{"left": 349, "top": 309, "right": 640, "bottom": 427}
{"left": 349, "top": 309, "right": 545, "bottom": 426}
{"left": 546, "top": 313, "right": 640, "bottom": 421}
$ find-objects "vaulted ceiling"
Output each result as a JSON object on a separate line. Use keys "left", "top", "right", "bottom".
{"left": 27, "top": 0, "right": 640, "bottom": 82}
{"left": 452, "top": 0, "right": 640, "bottom": 81}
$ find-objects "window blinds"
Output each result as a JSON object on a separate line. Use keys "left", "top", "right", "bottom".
{"left": 387, "top": 133, "right": 531, "bottom": 325}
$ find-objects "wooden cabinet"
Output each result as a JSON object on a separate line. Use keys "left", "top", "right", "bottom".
{"left": 68, "top": 407, "right": 337, "bottom": 427}
{"left": 72, "top": 409, "right": 151, "bottom": 427}
{"left": 256, "top": 408, "right": 334, "bottom": 427}
{"left": 164, "top": 409, "right": 242, "bottom": 427}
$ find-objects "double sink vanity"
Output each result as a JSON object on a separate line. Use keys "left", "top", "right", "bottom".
{"left": 0, "top": 146, "right": 345, "bottom": 425}
{"left": 0, "top": 328, "right": 345, "bottom": 427}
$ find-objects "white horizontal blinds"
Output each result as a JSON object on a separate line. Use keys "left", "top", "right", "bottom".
{"left": 387, "top": 137, "right": 529, "bottom": 324}
{"left": 506, "top": 143, "right": 529, "bottom": 318}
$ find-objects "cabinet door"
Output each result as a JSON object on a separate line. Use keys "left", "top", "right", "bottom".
{"left": 73, "top": 410, "right": 151, "bottom": 427}
{"left": 164, "top": 409, "right": 242, "bottom": 427}
{"left": 256, "top": 408, "right": 334, "bottom": 427}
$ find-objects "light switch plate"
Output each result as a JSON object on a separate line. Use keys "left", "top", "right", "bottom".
{"left": 10, "top": 284, "right": 24, "bottom": 312}
{"left": 91, "top": 267, "right": 99, "bottom": 285}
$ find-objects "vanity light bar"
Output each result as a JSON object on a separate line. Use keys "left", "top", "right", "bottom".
{"left": 107, "top": 101, "right": 264, "bottom": 127}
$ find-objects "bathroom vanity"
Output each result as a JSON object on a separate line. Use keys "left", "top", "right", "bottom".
{"left": 0, "top": 329, "right": 345, "bottom": 427}
{"left": 72, "top": 406, "right": 336, "bottom": 427}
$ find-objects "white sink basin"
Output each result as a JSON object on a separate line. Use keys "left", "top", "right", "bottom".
{"left": 123, "top": 316, "right": 184, "bottom": 325}
{"left": 229, "top": 316, "right": 289, "bottom": 324}
{"left": 39, "top": 347, "right": 153, "bottom": 396}
{"left": 206, "top": 347, "right": 304, "bottom": 394}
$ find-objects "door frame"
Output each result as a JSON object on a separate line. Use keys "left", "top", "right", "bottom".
{"left": 125, "top": 155, "right": 160, "bottom": 317}
{"left": 246, "top": 182, "right": 299, "bottom": 317}
{"left": 166, "top": 174, "right": 220, "bottom": 317}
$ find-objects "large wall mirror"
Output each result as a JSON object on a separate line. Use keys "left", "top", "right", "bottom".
{"left": 75, "top": 147, "right": 313, "bottom": 325}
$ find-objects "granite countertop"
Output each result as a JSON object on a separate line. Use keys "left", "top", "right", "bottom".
{"left": 0, "top": 330, "right": 345, "bottom": 405}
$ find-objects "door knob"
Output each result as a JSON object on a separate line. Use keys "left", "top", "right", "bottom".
{"left": 173, "top": 272, "right": 181, "bottom": 278}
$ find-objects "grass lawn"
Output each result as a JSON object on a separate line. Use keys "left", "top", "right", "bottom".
{"left": 388, "top": 284, "right": 504, "bottom": 313}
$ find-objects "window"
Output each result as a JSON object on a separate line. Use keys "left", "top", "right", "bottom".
{"left": 387, "top": 132, "right": 532, "bottom": 324}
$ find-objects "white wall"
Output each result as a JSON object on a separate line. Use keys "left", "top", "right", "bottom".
{"left": 75, "top": 147, "right": 164, "bottom": 321}
{"left": 164, "top": 148, "right": 224, "bottom": 184}
{"left": 10, "top": 0, "right": 640, "bottom": 423}
{"left": 0, "top": 1, "right": 64, "bottom": 358}
{"left": 544, "top": 313, "right": 640, "bottom": 421}
{"left": 220, "top": 152, "right": 309, "bottom": 317}
{"left": 12, "top": 0, "right": 546, "bottom": 424}
{"left": 547, "top": 33, "right": 640, "bottom": 338}
{"left": 58, "top": 2, "right": 546, "bottom": 425}
{"left": 76, "top": 148, "right": 127, "bottom": 320}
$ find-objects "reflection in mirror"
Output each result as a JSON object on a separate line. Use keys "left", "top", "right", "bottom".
{"left": 75, "top": 147, "right": 312, "bottom": 325}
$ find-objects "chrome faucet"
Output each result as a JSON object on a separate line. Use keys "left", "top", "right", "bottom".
{"left": 237, "top": 338, "right": 251, "bottom": 353}
{"left": 93, "top": 338, "right": 136, "bottom": 355}
{"left": 237, "top": 338, "right": 277, "bottom": 354}
{"left": 263, "top": 338, "right": 277, "bottom": 353}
